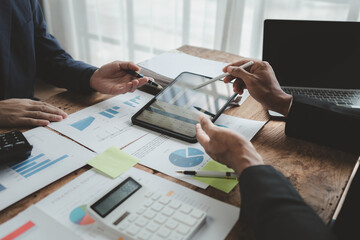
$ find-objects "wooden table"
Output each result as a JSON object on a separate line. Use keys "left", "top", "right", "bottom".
{"left": 0, "top": 45, "right": 358, "bottom": 239}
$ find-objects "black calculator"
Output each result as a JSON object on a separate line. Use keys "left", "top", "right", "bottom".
{"left": 0, "top": 131, "right": 33, "bottom": 167}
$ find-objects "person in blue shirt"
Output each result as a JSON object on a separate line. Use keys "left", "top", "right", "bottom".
{"left": 0, "top": 0, "right": 149, "bottom": 127}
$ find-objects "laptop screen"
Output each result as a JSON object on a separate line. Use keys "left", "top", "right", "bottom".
{"left": 262, "top": 20, "right": 360, "bottom": 89}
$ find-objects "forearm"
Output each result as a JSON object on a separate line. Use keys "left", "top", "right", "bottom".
{"left": 285, "top": 95, "right": 360, "bottom": 154}
{"left": 239, "top": 165, "right": 336, "bottom": 240}
{"left": 32, "top": 0, "right": 97, "bottom": 93}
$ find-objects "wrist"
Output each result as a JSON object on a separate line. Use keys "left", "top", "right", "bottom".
{"left": 274, "top": 93, "right": 293, "bottom": 117}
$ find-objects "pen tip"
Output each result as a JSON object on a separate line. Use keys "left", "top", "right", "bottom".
{"left": 175, "top": 170, "right": 183, "bottom": 173}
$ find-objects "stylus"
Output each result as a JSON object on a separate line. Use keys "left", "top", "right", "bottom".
{"left": 124, "top": 69, "right": 163, "bottom": 90}
{"left": 193, "top": 106, "right": 215, "bottom": 117}
{"left": 192, "top": 61, "right": 254, "bottom": 90}
{"left": 176, "top": 170, "right": 239, "bottom": 179}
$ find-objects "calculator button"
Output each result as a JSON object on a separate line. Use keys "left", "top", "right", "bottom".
{"left": 161, "top": 207, "right": 174, "bottom": 217}
{"left": 151, "top": 203, "right": 164, "bottom": 212}
{"left": 144, "top": 191, "right": 153, "bottom": 198}
{"left": 168, "top": 233, "right": 184, "bottom": 240}
{"left": 126, "top": 225, "right": 140, "bottom": 236}
{"left": 118, "top": 221, "right": 130, "bottom": 230}
{"left": 15, "top": 141, "right": 25, "bottom": 145}
{"left": 173, "top": 212, "right": 197, "bottom": 226}
{"left": 154, "top": 214, "right": 167, "bottom": 224}
{"left": 157, "top": 226, "right": 171, "bottom": 238}
{"left": 158, "top": 197, "right": 171, "bottom": 205}
{"left": 190, "top": 209, "right": 205, "bottom": 219}
{"left": 144, "top": 199, "right": 154, "bottom": 208}
{"left": 151, "top": 193, "right": 161, "bottom": 201}
{"left": 169, "top": 200, "right": 182, "bottom": 209}
{"left": 176, "top": 225, "right": 190, "bottom": 235}
{"left": 146, "top": 222, "right": 160, "bottom": 232}
{"left": 179, "top": 205, "right": 192, "bottom": 214}
{"left": 127, "top": 214, "right": 138, "bottom": 222}
{"left": 136, "top": 207, "right": 146, "bottom": 215}
{"left": 137, "top": 230, "right": 152, "bottom": 240}
{"left": 165, "top": 219, "right": 178, "bottom": 230}
{"left": 135, "top": 217, "right": 149, "bottom": 227}
{"left": 144, "top": 210, "right": 157, "bottom": 219}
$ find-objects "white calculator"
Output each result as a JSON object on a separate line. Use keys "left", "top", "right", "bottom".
{"left": 87, "top": 177, "right": 207, "bottom": 240}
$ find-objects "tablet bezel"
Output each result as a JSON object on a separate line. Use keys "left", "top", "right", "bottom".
{"left": 131, "top": 72, "right": 237, "bottom": 143}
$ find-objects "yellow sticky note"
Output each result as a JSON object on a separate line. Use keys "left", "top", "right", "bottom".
{"left": 193, "top": 160, "right": 238, "bottom": 193}
{"left": 87, "top": 146, "right": 139, "bottom": 178}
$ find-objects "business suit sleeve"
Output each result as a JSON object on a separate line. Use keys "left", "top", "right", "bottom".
{"left": 31, "top": 0, "right": 97, "bottom": 94}
{"left": 285, "top": 95, "right": 360, "bottom": 154}
{"left": 239, "top": 165, "right": 336, "bottom": 240}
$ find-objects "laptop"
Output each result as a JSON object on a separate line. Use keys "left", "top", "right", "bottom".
{"left": 262, "top": 20, "right": 360, "bottom": 110}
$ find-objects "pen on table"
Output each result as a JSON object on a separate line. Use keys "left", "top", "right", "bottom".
{"left": 193, "top": 106, "right": 215, "bottom": 117}
{"left": 192, "top": 61, "right": 254, "bottom": 90}
{"left": 176, "top": 170, "right": 239, "bottom": 179}
{"left": 124, "top": 69, "right": 163, "bottom": 90}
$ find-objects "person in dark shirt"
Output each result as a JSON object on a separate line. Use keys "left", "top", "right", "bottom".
{"left": 196, "top": 59, "right": 359, "bottom": 240}
{"left": 0, "top": 0, "right": 150, "bottom": 127}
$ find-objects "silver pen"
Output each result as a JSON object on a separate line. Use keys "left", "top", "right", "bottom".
{"left": 176, "top": 170, "right": 239, "bottom": 179}
{"left": 192, "top": 61, "right": 254, "bottom": 90}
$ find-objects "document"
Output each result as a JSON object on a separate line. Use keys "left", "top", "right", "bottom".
{"left": 123, "top": 114, "right": 266, "bottom": 189}
{"left": 138, "top": 51, "right": 229, "bottom": 85}
{"left": 48, "top": 91, "right": 153, "bottom": 153}
{"left": 0, "top": 205, "right": 81, "bottom": 240}
{"left": 36, "top": 167, "right": 240, "bottom": 240}
{"left": 0, "top": 127, "right": 95, "bottom": 211}
{"left": 214, "top": 114, "right": 266, "bottom": 140}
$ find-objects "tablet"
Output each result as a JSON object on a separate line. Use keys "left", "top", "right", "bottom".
{"left": 132, "top": 72, "right": 237, "bottom": 143}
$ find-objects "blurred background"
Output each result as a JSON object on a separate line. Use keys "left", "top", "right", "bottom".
{"left": 41, "top": 0, "right": 360, "bottom": 66}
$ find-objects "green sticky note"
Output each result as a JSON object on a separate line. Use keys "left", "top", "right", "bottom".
{"left": 193, "top": 160, "right": 238, "bottom": 193}
{"left": 87, "top": 146, "right": 139, "bottom": 178}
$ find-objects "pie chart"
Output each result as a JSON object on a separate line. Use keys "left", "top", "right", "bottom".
{"left": 69, "top": 205, "right": 95, "bottom": 225}
{"left": 169, "top": 148, "right": 204, "bottom": 167}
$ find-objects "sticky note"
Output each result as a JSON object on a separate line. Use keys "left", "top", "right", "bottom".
{"left": 87, "top": 146, "right": 139, "bottom": 178}
{"left": 193, "top": 160, "right": 238, "bottom": 193}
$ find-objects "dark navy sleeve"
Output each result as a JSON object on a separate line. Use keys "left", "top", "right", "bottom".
{"left": 31, "top": 0, "right": 97, "bottom": 94}
{"left": 239, "top": 165, "right": 337, "bottom": 240}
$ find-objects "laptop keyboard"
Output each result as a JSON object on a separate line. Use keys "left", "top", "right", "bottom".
{"left": 282, "top": 87, "right": 360, "bottom": 106}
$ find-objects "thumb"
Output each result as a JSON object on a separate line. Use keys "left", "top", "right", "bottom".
{"left": 199, "top": 116, "right": 216, "bottom": 137}
{"left": 227, "top": 65, "right": 253, "bottom": 84}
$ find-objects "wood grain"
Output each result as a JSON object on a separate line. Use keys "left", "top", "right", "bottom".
{"left": 0, "top": 45, "right": 357, "bottom": 240}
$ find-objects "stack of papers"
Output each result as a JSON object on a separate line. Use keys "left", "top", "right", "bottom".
{"left": 138, "top": 51, "right": 229, "bottom": 86}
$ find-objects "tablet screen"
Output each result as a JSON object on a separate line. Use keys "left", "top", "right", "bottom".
{"left": 134, "top": 72, "right": 235, "bottom": 139}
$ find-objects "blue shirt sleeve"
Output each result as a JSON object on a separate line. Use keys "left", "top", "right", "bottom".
{"left": 31, "top": 0, "right": 98, "bottom": 94}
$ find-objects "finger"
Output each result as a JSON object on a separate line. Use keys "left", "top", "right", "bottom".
{"left": 25, "top": 111, "right": 64, "bottom": 122}
{"left": 227, "top": 66, "right": 253, "bottom": 84}
{"left": 199, "top": 116, "right": 216, "bottom": 138}
{"left": 129, "top": 80, "right": 138, "bottom": 92}
{"left": 196, "top": 123, "right": 210, "bottom": 148}
{"left": 110, "top": 85, "right": 127, "bottom": 95}
{"left": 31, "top": 102, "right": 67, "bottom": 119}
{"left": 119, "top": 61, "right": 139, "bottom": 72}
{"left": 18, "top": 117, "right": 50, "bottom": 127}
{"left": 138, "top": 77, "right": 149, "bottom": 87}
{"left": 233, "top": 79, "right": 246, "bottom": 93}
{"left": 222, "top": 59, "right": 252, "bottom": 72}
{"left": 223, "top": 75, "right": 235, "bottom": 83}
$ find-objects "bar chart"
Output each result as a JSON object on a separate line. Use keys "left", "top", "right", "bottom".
{"left": 99, "top": 105, "right": 121, "bottom": 119}
{"left": 11, "top": 154, "right": 69, "bottom": 178}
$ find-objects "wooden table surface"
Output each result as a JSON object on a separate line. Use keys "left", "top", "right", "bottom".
{"left": 0, "top": 45, "right": 358, "bottom": 239}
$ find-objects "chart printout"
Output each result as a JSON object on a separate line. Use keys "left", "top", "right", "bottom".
{"left": 0, "top": 127, "right": 95, "bottom": 211}
{"left": 49, "top": 91, "right": 154, "bottom": 153}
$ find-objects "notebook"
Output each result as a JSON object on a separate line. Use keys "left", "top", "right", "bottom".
{"left": 262, "top": 19, "right": 360, "bottom": 108}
